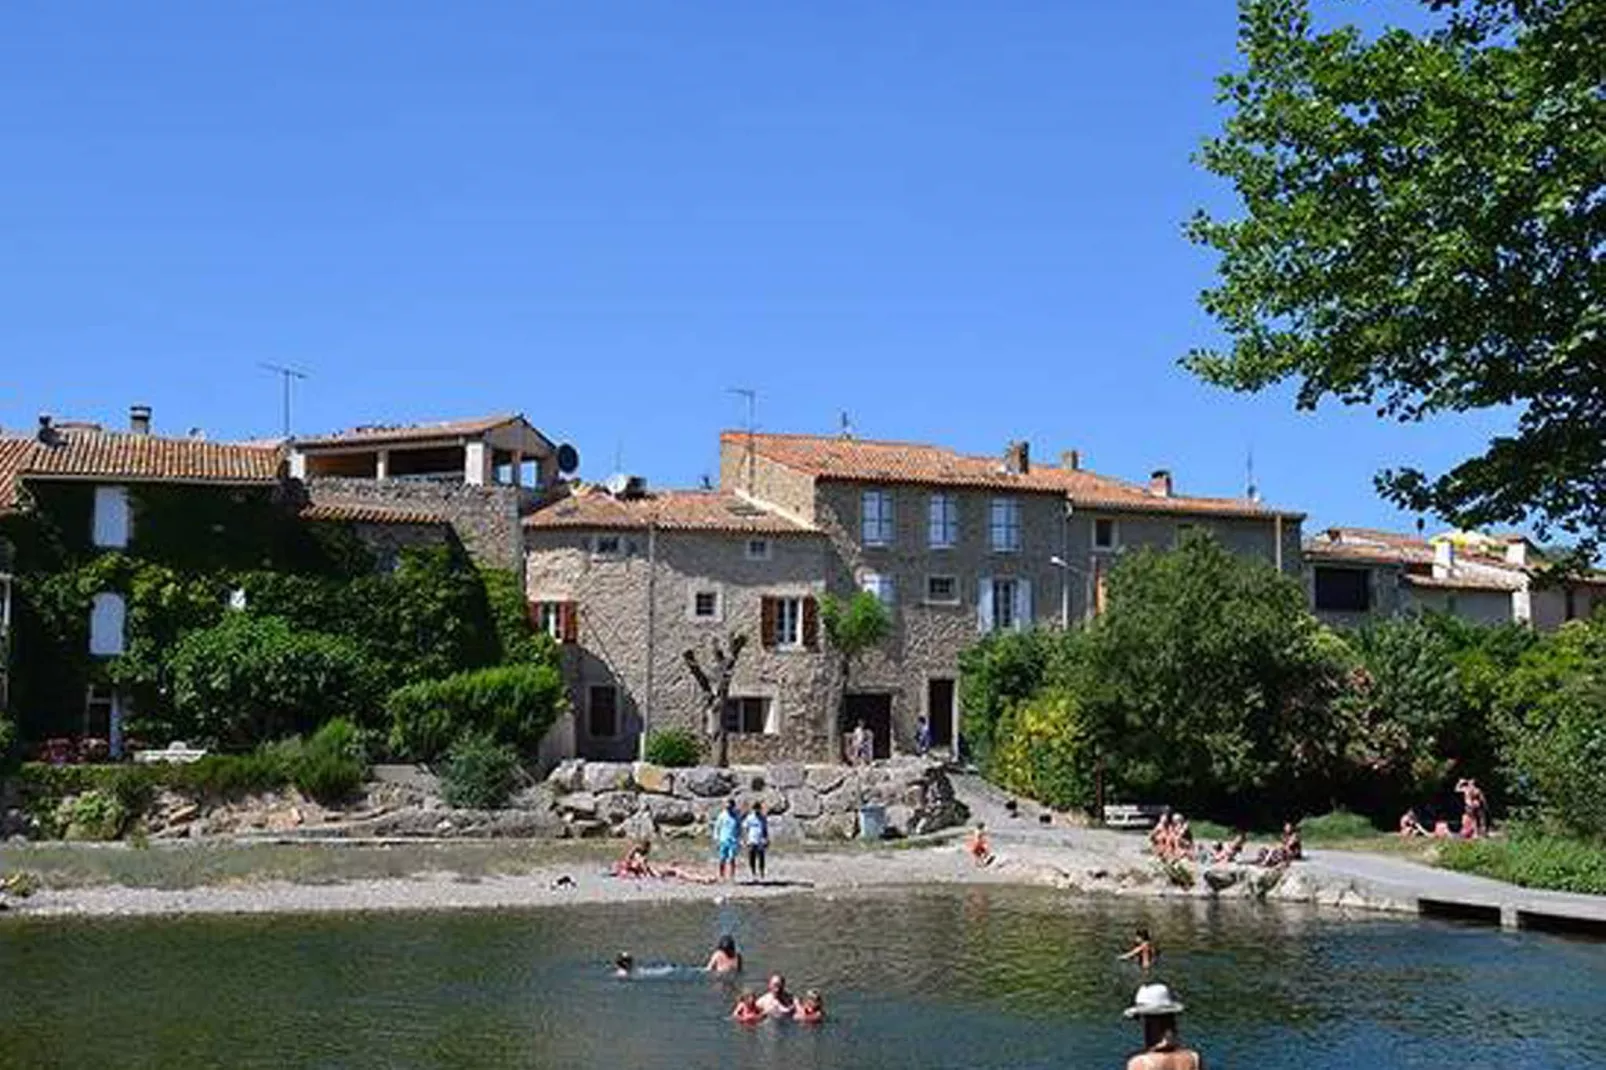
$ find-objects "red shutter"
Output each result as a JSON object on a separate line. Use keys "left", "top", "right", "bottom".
{"left": 760, "top": 597, "right": 777, "bottom": 649}
{"left": 526, "top": 600, "right": 542, "bottom": 628}
{"left": 560, "top": 601, "right": 580, "bottom": 644}
{"left": 802, "top": 597, "right": 819, "bottom": 651}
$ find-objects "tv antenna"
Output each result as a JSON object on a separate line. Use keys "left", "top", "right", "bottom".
{"left": 728, "top": 387, "right": 758, "bottom": 492}
{"left": 259, "top": 362, "right": 309, "bottom": 439}
{"left": 1245, "top": 446, "right": 1259, "bottom": 502}
{"left": 839, "top": 410, "right": 854, "bottom": 438}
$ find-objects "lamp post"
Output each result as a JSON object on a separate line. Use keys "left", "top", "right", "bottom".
{"left": 1048, "top": 555, "right": 1085, "bottom": 629}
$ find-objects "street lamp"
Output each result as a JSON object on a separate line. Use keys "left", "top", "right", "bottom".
{"left": 1048, "top": 555, "right": 1086, "bottom": 628}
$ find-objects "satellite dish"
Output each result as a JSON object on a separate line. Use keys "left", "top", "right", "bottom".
{"left": 556, "top": 443, "right": 580, "bottom": 474}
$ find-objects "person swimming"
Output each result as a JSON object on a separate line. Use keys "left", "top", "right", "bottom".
{"left": 756, "top": 973, "right": 797, "bottom": 1018}
{"left": 1119, "top": 927, "right": 1156, "bottom": 972}
{"left": 614, "top": 952, "right": 634, "bottom": 979}
{"left": 706, "top": 934, "right": 742, "bottom": 974}
{"left": 732, "top": 990, "right": 764, "bottom": 1024}
{"left": 794, "top": 989, "right": 826, "bottom": 1024}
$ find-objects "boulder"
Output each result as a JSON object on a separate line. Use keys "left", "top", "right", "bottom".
{"left": 643, "top": 795, "right": 697, "bottom": 826}
{"left": 804, "top": 812, "right": 859, "bottom": 840}
{"left": 766, "top": 814, "right": 805, "bottom": 843}
{"left": 547, "top": 759, "right": 586, "bottom": 794}
{"left": 681, "top": 767, "right": 737, "bottom": 798}
{"left": 883, "top": 805, "right": 916, "bottom": 838}
{"left": 822, "top": 787, "right": 862, "bottom": 814}
{"left": 766, "top": 762, "right": 806, "bottom": 791}
{"left": 620, "top": 810, "right": 656, "bottom": 842}
{"left": 557, "top": 791, "right": 599, "bottom": 819}
{"left": 632, "top": 762, "right": 676, "bottom": 796}
{"left": 804, "top": 765, "right": 847, "bottom": 795}
{"left": 565, "top": 818, "right": 609, "bottom": 839}
{"left": 787, "top": 786, "right": 822, "bottom": 820}
{"left": 510, "top": 783, "right": 557, "bottom": 813}
{"left": 582, "top": 762, "right": 634, "bottom": 794}
{"left": 596, "top": 791, "right": 641, "bottom": 825}
{"left": 1203, "top": 867, "right": 1242, "bottom": 893}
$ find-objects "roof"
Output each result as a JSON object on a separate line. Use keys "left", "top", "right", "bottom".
{"left": 524, "top": 488, "right": 816, "bottom": 535}
{"left": 723, "top": 431, "right": 1303, "bottom": 520}
{"left": 292, "top": 413, "right": 536, "bottom": 450}
{"left": 1305, "top": 527, "right": 1437, "bottom": 566}
{"left": 297, "top": 502, "right": 448, "bottom": 526}
{"left": 0, "top": 429, "right": 282, "bottom": 505}
{"left": 1403, "top": 573, "right": 1525, "bottom": 593}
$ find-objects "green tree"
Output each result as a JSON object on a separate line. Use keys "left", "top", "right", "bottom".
{"left": 821, "top": 591, "right": 892, "bottom": 760}
{"left": 957, "top": 628, "right": 1057, "bottom": 764}
{"left": 989, "top": 691, "right": 1098, "bottom": 812}
{"left": 1189, "top": 0, "right": 1606, "bottom": 551}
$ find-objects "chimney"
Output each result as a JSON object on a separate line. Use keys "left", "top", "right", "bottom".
{"left": 1504, "top": 538, "right": 1529, "bottom": 567}
{"left": 36, "top": 413, "right": 54, "bottom": 443}
{"left": 1060, "top": 449, "right": 1081, "bottom": 471}
{"left": 1149, "top": 469, "right": 1173, "bottom": 497}
{"left": 1003, "top": 441, "right": 1030, "bottom": 475}
{"left": 1433, "top": 537, "right": 1455, "bottom": 577}
{"left": 129, "top": 404, "right": 152, "bottom": 435}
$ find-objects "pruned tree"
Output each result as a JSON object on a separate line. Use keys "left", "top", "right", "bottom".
{"left": 821, "top": 591, "right": 892, "bottom": 762}
{"left": 682, "top": 634, "right": 747, "bottom": 768}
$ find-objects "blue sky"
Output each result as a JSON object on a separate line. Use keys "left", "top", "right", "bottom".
{"left": 0, "top": 1, "right": 1509, "bottom": 533}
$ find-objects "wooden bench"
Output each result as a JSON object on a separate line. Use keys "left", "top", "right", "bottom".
{"left": 1103, "top": 803, "right": 1168, "bottom": 830}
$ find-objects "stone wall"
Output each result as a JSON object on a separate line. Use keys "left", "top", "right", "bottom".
{"left": 302, "top": 477, "right": 528, "bottom": 569}
{"left": 541, "top": 757, "right": 964, "bottom": 842}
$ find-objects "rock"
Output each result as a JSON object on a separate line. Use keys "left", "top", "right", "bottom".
{"left": 620, "top": 810, "right": 656, "bottom": 842}
{"left": 167, "top": 803, "right": 200, "bottom": 826}
{"left": 596, "top": 791, "right": 641, "bottom": 825}
{"left": 510, "top": 784, "right": 557, "bottom": 813}
{"left": 822, "top": 787, "right": 862, "bottom": 814}
{"left": 557, "top": 792, "right": 599, "bottom": 818}
{"left": 582, "top": 762, "right": 634, "bottom": 794}
{"left": 566, "top": 818, "right": 609, "bottom": 839}
{"left": 436, "top": 818, "right": 455, "bottom": 833}
{"left": 804, "top": 812, "right": 859, "bottom": 840}
{"left": 805, "top": 765, "right": 847, "bottom": 795}
{"left": 766, "top": 814, "right": 805, "bottom": 843}
{"left": 901, "top": 784, "right": 928, "bottom": 809}
{"left": 632, "top": 762, "right": 676, "bottom": 796}
{"left": 766, "top": 762, "right": 806, "bottom": 791}
{"left": 643, "top": 795, "right": 696, "bottom": 826}
{"left": 681, "top": 767, "right": 736, "bottom": 798}
{"left": 1203, "top": 867, "right": 1241, "bottom": 893}
{"left": 788, "top": 786, "right": 822, "bottom": 820}
{"left": 883, "top": 805, "right": 915, "bottom": 838}
{"left": 547, "top": 759, "right": 586, "bottom": 793}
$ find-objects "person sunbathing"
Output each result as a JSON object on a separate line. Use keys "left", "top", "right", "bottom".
{"left": 1280, "top": 821, "right": 1303, "bottom": 861}
{"left": 1214, "top": 833, "right": 1246, "bottom": 864}
{"left": 612, "top": 841, "right": 657, "bottom": 879}
{"left": 968, "top": 823, "right": 996, "bottom": 867}
{"left": 794, "top": 990, "right": 826, "bottom": 1024}
{"left": 1399, "top": 808, "right": 1428, "bottom": 838}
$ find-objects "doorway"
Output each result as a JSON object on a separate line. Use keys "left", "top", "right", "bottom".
{"left": 844, "top": 692, "right": 893, "bottom": 760}
{"left": 927, "top": 678, "right": 955, "bottom": 753}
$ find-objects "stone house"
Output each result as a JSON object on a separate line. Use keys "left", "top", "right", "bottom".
{"left": 1306, "top": 526, "right": 1606, "bottom": 631}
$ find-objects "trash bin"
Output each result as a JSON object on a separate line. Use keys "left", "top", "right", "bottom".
{"left": 858, "top": 804, "right": 887, "bottom": 841}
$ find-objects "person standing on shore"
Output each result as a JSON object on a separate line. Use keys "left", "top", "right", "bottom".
{"left": 743, "top": 801, "right": 770, "bottom": 881}
{"left": 713, "top": 799, "right": 741, "bottom": 882}
{"left": 915, "top": 715, "right": 932, "bottom": 757}
{"left": 1124, "top": 983, "right": 1203, "bottom": 1069}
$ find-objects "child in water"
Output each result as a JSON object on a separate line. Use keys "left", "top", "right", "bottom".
{"left": 795, "top": 989, "right": 826, "bottom": 1024}
{"left": 1118, "top": 927, "right": 1156, "bottom": 973}
{"left": 614, "top": 952, "right": 634, "bottom": 979}
{"left": 968, "top": 822, "right": 995, "bottom": 867}
{"left": 705, "top": 934, "right": 742, "bottom": 974}
{"left": 732, "top": 991, "right": 764, "bottom": 1023}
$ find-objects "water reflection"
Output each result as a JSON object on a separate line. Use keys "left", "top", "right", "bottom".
{"left": 1, "top": 887, "right": 1602, "bottom": 1069}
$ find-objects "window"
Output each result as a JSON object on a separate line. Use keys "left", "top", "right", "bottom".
{"left": 992, "top": 578, "right": 1018, "bottom": 631}
{"left": 861, "top": 489, "right": 894, "bottom": 547}
{"left": 774, "top": 597, "right": 802, "bottom": 647}
{"left": 928, "top": 494, "right": 958, "bottom": 548}
{"left": 745, "top": 538, "right": 772, "bottom": 561}
{"left": 926, "top": 575, "right": 959, "bottom": 605}
{"left": 529, "top": 600, "right": 578, "bottom": 642}
{"left": 92, "top": 486, "right": 130, "bottom": 549}
{"left": 1093, "top": 517, "right": 1118, "bottom": 551}
{"left": 722, "top": 696, "right": 776, "bottom": 735}
{"left": 690, "top": 588, "right": 722, "bottom": 622}
{"left": 761, "top": 595, "right": 817, "bottom": 650}
{"left": 89, "top": 591, "right": 126, "bottom": 656}
{"left": 591, "top": 534, "right": 623, "bottom": 557}
{"left": 84, "top": 683, "right": 117, "bottom": 737}
{"left": 989, "top": 498, "right": 1021, "bottom": 552}
{"left": 861, "top": 571, "right": 895, "bottom": 606}
{"left": 587, "top": 685, "right": 619, "bottom": 738}
{"left": 978, "top": 576, "right": 1032, "bottom": 634}
{"left": 1313, "top": 567, "right": 1371, "bottom": 612}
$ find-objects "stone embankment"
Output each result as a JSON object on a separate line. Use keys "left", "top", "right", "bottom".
{"left": 541, "top": 756, "right": 964, "bottom": 841}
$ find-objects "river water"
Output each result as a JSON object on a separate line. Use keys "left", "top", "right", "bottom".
{"left": 2, "top": 887, "right": 1603, "bottom": 1069}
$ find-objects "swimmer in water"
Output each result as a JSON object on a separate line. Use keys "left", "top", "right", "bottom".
{"left": 756, "top": 973, "right": 797, "bottom": 1018}
{"left": 732, "top": 990, "right": 764, "bottom": 1023}
{"left": 794, "top": 989, "right": 826, "bottom": 1024}
{"left": 1118, "top": 927, "right": 1156, "bottom": 973}
{"left": 614, "top": 952, "right": 634, "bottom": 979}
{"left": 706, "top": 934, "right": 742, "bottom": 974}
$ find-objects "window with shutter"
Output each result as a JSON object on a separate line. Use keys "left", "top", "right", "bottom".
{"left": 760, "top": 597, "right": 778, "bottom": 648}
{"left": 560, "top": 601, "right": 580, "bottom": 644}
{"left": 802, "top": 596, "right": 819, "bottom": 650}
{"left": 977, "top": 575, "right": 994, "bottom": 633}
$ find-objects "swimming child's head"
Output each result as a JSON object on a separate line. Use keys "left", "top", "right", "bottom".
{"left": 718, "top": 934, "right": 737, "bottom": 956}
{"left": 1136, "top": 927, "right": 1151, "bottom": 941}
{"left": 615, "top": 952, "right": 633, "bottom": 972}
{"left": 804, "top": 988, "right": 822, "bottom": 1006}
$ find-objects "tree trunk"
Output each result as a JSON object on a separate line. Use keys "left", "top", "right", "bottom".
{"left": 829, "top": 654, "right": 850, "bottom": 763}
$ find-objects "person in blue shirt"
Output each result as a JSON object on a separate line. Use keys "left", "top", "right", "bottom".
{"left": 713, "top": 798, "right": 741, "bottom": 882}
{"left": 742, "top": 801, "right": 770, "bottom": 880}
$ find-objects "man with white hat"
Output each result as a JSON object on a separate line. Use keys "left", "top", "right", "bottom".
{"left": 1124, "top": 982, "right": 1202, "bottom": 1070}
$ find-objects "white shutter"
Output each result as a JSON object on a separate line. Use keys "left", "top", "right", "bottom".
{"left": 1015, "top": 579, "right": 1033, "bottom": 630}
{"left": 763, "top": 698, "right": 780, "bottom": 735}
{"left": 978, "top": 576, "right": 994, "bottom": 633}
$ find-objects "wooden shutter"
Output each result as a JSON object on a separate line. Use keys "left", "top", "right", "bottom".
{"left": 560, "top": 601, "right": 580, "bottom": 644}
{"left": 977, "top": 576, "right": 994, "bottom": 633}
{"left": 526, "top": 599, "right": 542, "bottom": 628}
{"left": 1016, "top": 579, "right": 1033, "bottom": 628}
{"left": 802, "top": 596, "right": 819, "bottom": 650}
{"left": 760, "top": 597, "right": 777, "bottom": 649}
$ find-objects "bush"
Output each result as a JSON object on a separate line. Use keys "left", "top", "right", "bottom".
{"left": 0, "top": 714, "right": 17, "bottom": 774}
{"left": 55, "top": 789, "right": 129, "bottom": 841}
{"left": 439, "top": 733, "right": 521, "bottom": 809}
{"left": 1439, "top": 830, "right": 1606, "bottom": 895}
{"left": 989, "top": 692, "right": 1096, "bottom": 812}
{"left": 168, "top": 615, "right": 384, "bottom": 747}
{"left": 288, "top": 718, "right": 368, "bottom": 805}
{"left": 957, "top": 629, "right": 1058, "bottom": 763}
{"left": 1297, "top": 810, "right": 1378, "bottom": 843}
{"left": 387, "top": 663, "right": 567, "bottom": 761}
{"left": 643, "top": 728, "right": 702, "bottom": 768}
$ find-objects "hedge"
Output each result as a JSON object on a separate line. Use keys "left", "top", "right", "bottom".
{"left": 386, "top": 662, "right": 566, "bottom": 761}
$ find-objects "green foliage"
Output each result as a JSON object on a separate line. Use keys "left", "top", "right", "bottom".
{"left": 1440, "top": 830, "right": 1606, "bottom": 896}
{"left": 0, "top": 713, "right": 16, "bottom": 774}
{"left": 479, "top": 567, "right": 560, "bottom": 666}
{"left": 1189, "top": 0, "right": 1606, "bottom": 550}
{"left": 821, "top": 591, "right": 893, "bottom": 661}
{"left": 957, "top": 629, "right": 1057, "bottom": 764}
{"left": 285, "top": 718, "right": 369, "bottom": 805}
{"left": 988, "top": 692, "right": 1097, "bottom": 812}
{"left": 439, "top": 733, "right": 521, "bottom": 809}
{"left": 168, "top": 615, "right": 384, "bottom": 747}
{"left": 55, "top": 789, "right": 130, "bottom": 841}
{"left": 1298, "top": 810, "right": 1379, "bottom": 843}
{"left": 387, "top": 663, "right": 567, "bottom": 761}
{"left": 643, "top": 727, "right": 703, "bottom": 768}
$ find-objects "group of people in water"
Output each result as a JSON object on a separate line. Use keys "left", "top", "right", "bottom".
{"left": 613, "top": 934, "right": 826, "bottom": 1026}
{"left": 1147, "top": 812, "right": 1302, "bottom": 869}
{"left": 1400, "top": 777, "right": 1490, "bottom": 840}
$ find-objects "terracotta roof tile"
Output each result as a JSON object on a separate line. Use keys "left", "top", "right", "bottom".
{"left": 298, "top": 502, "right": 448, "bottom": 526}
{"left": 525, "top": 488, "right": 815, "bottom": 535}
{"left": 21, "top": 429, "right": 283, "bottom": 484}
{"left": 0, "top": 437, "right": 32, "bottom": 512}
{"left": 1404, "top": 572, "right": 1525, "bottom": 593}
{"left": 1305, "top": 528, "right": 1436, "bottom": 566}
{"left": 293, "top": 414, "right": 524, "bottom": 449}
{"left": 724, "top": 431, "right": 1301, "bottom": 520}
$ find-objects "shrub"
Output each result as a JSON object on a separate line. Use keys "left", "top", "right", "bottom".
{"left": 439, "top": 733, "right": 521, "bottom": 809}
{"left": 168, "top": 615, "right": 384, "bottom": 747}
{"left": 1439, "top": 830, "right": 1606, "bottom": 895}
{"left": 989, "top": 692, "right": 1096, "bottom": 812}
{"left": 0, "top": 714, "right": 17, "bottom": 774}
{"left": 387, "top": 663, "right": 567, "bottom": 761}
{"left": 643, "top": 728, "right": 702, "bottom": 768}
{"left": 958, "top": 629, "right": 1057, "bottom": 762}
{"left": 1297, "top": 810, "right": 1378, "bottom": 844}
{"left": 288, "top": 718, "right": 368, "bottom": 805}
{"left": 56, "top": 789, "right": 129, "bottom": 841}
